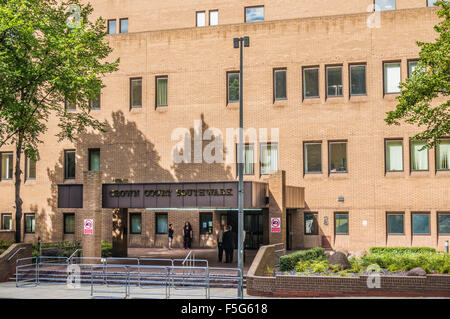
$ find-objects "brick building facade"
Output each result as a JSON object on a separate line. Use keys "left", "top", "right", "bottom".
{"left": 0, "top": 0, "right": 449, "bottom": 254}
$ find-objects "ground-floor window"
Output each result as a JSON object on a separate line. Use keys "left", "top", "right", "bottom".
{"left": 63, "top": 213, "right": 75, "bottom": 234}
{"left": 304, "top": 212, "right": 318, "bottom": 235}
{"left": 130, "top": 213, "right": 142, "bottom": 234}
{"left": 387, "top": 213, "right": 404, "bottom": 234}
{"left": 199, "top": 212, "right": 213, "bottom": 235}
{"left": 412, "top": 213, "right": 430, "bottom": 235}
{"left": 1, "top": 213, "right": 12, "bottom": 230}
{"left": 438, "top": 213, "right": 450, "bottom": 235}
{"left": 334, "top": 213, "right": 349, "bottom": 235}
{"left": 24, "top": 214, "right": 35, "bottom": 233}
{"left": 155, "top": 213, "right": 168, "bottom": 234}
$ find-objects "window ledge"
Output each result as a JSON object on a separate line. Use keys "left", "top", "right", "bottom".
{"left": 301, "top": 98, "right": 321, "bottom": 105}
{"left": 156, "top": 106, "right": 168, "bottom": 113}
{"left": 273, "top": 99, "right": 287, "bottom": 108}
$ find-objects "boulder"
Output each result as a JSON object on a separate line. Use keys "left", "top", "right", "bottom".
{"left": 406, "top": 267, "right": 426, "bottom": 277}
{"left": 327, "top": 251, "right": 351, "bottom": 270}
{"left": 335, "top": 248, "right": 349, "bottom": 256}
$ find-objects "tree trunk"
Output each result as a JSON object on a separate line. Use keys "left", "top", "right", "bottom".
{"left": 14, "top": 135, "right": 23, "bottom": 243}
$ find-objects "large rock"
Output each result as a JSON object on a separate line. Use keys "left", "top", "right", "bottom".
{"left": 327, "top": 251, "right": 351, "bottom": 270}
{"left": 335, "top": 248, "right": 349, "bottom": 256}
{"left": 406, "top": 267, "right": 426, "bottom": 277}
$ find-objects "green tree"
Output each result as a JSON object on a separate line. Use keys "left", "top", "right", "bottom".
{"left": 385, "top": 1, "right": 449, "bottom": 148}
{"left": 0, "top": 0, "right": 119, "bottom": 242}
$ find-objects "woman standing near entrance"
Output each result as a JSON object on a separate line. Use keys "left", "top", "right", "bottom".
{"left": 183, "top": 222, "right": 193, "bottom": 249}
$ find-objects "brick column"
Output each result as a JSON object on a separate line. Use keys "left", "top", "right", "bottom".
{"left": 82, "top": 171, "right": 102, "bottom": 258}
{"left": 112, "top": 208, "right": 128, "bottom": 257}
{"left": 268, "top": 170, "right": 286, "bottom": 246}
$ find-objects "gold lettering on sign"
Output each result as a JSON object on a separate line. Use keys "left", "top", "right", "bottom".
{"left": 109, "top": 187, "right": 233, "bottom": 197}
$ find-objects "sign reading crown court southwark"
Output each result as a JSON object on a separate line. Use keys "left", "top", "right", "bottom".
{"left": 102, "top": 182, "right": 259, "bottom": 209}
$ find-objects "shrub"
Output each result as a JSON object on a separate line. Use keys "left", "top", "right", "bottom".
{"left": 101, "top": 241, "right": 112, "bottom": 257}
{"left": 369, "top": 247, "right": 436, "bottom": 254}
{"left": 295, "top": 258, "right": 328, "bottom": 274}
{"left": 279, "top": 247, "right": 325, "bottom": 271}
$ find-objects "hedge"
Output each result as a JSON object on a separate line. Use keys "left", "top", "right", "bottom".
{"left": 101, "top": 241, "right": 113, "bottom": 257}
{"left": 369, "top": 247, "right": 436, "bottom": 254}
{"left": 279, "top": 247, "right": 325, "bottom": 271}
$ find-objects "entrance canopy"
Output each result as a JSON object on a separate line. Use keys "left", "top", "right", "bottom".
{"left": 102, "top": 181, "right": 268, "bottom": 209}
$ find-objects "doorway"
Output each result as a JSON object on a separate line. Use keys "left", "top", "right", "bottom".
{"left": 226, "top": 210, "right": 262, "bottom": 250}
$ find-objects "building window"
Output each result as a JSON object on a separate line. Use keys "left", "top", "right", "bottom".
{"left": 245, "top": 6, "right": 264, "bottom": 23}
{"left": 303, "top": 67, "right": 319, "bottom": 99}
{"left": 89, "top": 94, "right": 101, "bottom": 110}
{"left": 156, "top": 76, "right": 168, "bottom": 107}
{"left": 130, "top": 213, "right": 142, "bottom": 234}
{"left": 260, "top": 143, "right": 278, "bottom": 175}
{"left": 387, "top": 213, "right": 404, "bottom": 234}
{"left": 335, "top": 213, "right": 349, "bottom": 235}
{"left": 196, "top": 11, "right": 206, "bottom": 27}
{"left": 1, "top": 153, "right": 13, "bottom": 180}
{"left": 274, "top": 69, "right": 287, "bottom": 101}
{"left": 375, "top": 0, "right": 396, "bottom": 11}
{"left": 1, "top": 214, "right": 12, "bottom": 230}
{"left": 64, "top": 100, "right": 76, "bottom": 112}
{"left": 227, "top": 72, "right": 239, "bottom": 104}
{"left": 385, "top": 140, "right": 403, "bottom": 172}
{"left": 155, "top": 213, "right": 168, "bottom": 234}
{"left": 384, "top": 62, "right": 401, "bottom": 94}
{"left": 88, "top": 149, "right": 100, "bottom": 172}
{"left": 64, "top": 213, "right": 75, "bottom": 234}
{"left": 64, "top": 150, "right": 76, "bottom": 179}
{"left": 408, "top": 60, "right": 418, "bottom": 77}
{"left": 412, "top": 213, "right": 430, "bottom": 235}
{"left": 410, "top": 141, "right": 428, "bottom": 171}
{"left": 209, "top": 10, "right": 218, "bottom": 26}
{"left": 237, "top": 144, "right": 254, "bottom": 175}
{"left": 304, "top": 213, "right": 318, "bottom": 235}
{"left": 130, "top": 78, "right": 142, "bottom": 108}
{"left": 438, "top": 213, "right": 450, "bottom": 234}
{"left": 326, "top": 66, "right": 343, "bottom": 97}
{"left": 304, "top": 142, "right": 322, "bottom": 174}
{"left": 427, "top": 0, "right": 438, "bottom": 6}
{"left": 200, "top": 213, "right": 213, "bottom": 235}
{"left": 107, "top": 19, "right": 116, "bottom": 34}
{"left": 24, "top": 214, "right": 35, "bottom": 233}
{"left": 436, "top": 139, "right": 450, "bottom": 170}
{"left": 329, "top": 141, "right": 347, "bottom": 173}
{"left": 350, "top": 64, "right": 367, "bottom": 96}
{"left": 25, "top": 157, "right": 36, "bottom": 180}
{"left": 119, "top": 18, "right": 128, "bottom": 33}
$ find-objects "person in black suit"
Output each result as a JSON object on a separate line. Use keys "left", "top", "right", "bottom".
{"left": 222, "top": 225, "right": 235, "bottom": 263}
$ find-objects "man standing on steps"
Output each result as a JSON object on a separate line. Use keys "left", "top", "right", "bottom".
{"left": 222, "top": 225, "right": 235, "bottom": 263}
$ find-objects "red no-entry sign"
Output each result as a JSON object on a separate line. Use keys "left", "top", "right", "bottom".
{"left": 84, "top": 219, "right": 94, "bottom": 235}
{"left": 271, "top": 217, "right": 281, "bottom": 233}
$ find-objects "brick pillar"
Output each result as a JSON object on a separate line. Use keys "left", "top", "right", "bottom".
{"left": 112, "top": 208, "right": 128, "bottom": 257}
{"left": 268, "top": 170, "right": 286, "bottom": 246}
{"left": 82, "top": 171, "right": 102, "bottom": 258}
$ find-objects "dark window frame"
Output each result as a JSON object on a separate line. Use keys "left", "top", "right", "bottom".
{"left": 88, "top": 148, "right": 100, "bottom": 172}
{"left": 302, "top": 66, "right": 320, "bottom": 100}
{"left": 427, "top": 0, "right": 438, "bottom": 7}
{"left": 24, "top": 213, "right": 35, "bottom": 234}
{"left": 209, "top": 9, "right": 219, "bottom": 26}
{"left": 383, "top": 60, "right": 402, "bottom": 95}
{"left": 349, "top": 63, "right": 367, "bottom": 96}
{"left": 438, "top": 212, "right": 450, "bottom": 235}
{"left": 1, "top": 213, "right": 12, "bottom": 230}
{"left": 129, "top": 213, "right": 142, "bottom": 234}
{"left": 227, "top": 71, "right": 240, "bottom": 104}
{"left": 0, "top": 152, "right": 14, "bottom": 181}
{"left": 155, "top": 213, "right": 168, "bottom": 234}
{"left": 303, "top": 141, "right": 322, "bottom": 175}
{"left": 244, "top": 5, "right": 265, "bottom": 23}
{"left": 386, "top": 212, "right": 405, "bottom": 235}
{"left": 384, "top": 138, "right": 404, "bottom": 173}
{"left": 374, "top": 0, "right": 396, "bottom": 11}
{"left": 236, "top": 143, "right": 255, "bottom": 176}
{"left": 63, "top": 213, "right": 75, "bottom": 234}
{"left": 199, "top": 212, "right": 213, "bottom": 235}
{"left": 273, "top": 68, "right": 287, "bottom": 102}
{"left": 409, "top": 139, "right": 429, "bottom": 172}
{"left": 412, "top": 212, "right": 431, "bottom": 235}
{"left": 407, "top": 59, "right": 419, "bottom": 78}
{"left": 64, "top": 150, "right": 76, "bottom": 180}
{"left": 130, "top": 77, "right": 143, "bottom": 109}
{"left": 436, "top": 137, "right": 450, "bottom": 172}
{"left": 89, "top": 93, "right": 101, "bottom": 110}
{"left": 334, "top": 212, "right": 349, "bottom": 235}
{"left": 25, "top": 156, "right": 36, "bottom": 181}
{"left": 155, "top": 75, "right": 168, "bottom": 108}
{"left": 325, "top": 64, "right": 343, "bottom": 98}
{"left": 259, "top": 142, "right": 279, "bottom": 176}
{"left": 304, "top": 212, "right": 319, "bottom": 235}
{"left": 119, "top": 18, "right": 128, "bottom": 33}
{"left": 328, "top": 140, "right": 348, "bottom": 174}
{"left": 107, "top": 19, "right": 117, "bottom": 34}
{"left": 196, "top": 11, "right": 206, "bottom": 27}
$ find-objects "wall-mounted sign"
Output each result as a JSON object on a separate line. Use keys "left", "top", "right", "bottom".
{"left": 84, "top": 219, "right": 94, "bottom": 235}
{"left": 271, "top": 217, "right": 281, "bottom": 233}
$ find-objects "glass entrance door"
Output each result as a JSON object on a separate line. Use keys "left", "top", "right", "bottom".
{"left": 226, "top": 210, "right": 262, "bottom": 250}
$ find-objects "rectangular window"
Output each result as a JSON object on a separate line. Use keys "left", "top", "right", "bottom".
{"left": 304, "top": 213, "right": 318, "bottom": 235}
{"left": 304, "top": 142, "right": 322, "bottom": 174}
{"left": 1, "top": 153, "right": 13, "bottom": 180}
{"left": 64, "top": 150, "right": 76, "bottom": 179}
{"left": 410, "top": 141, "right": 428, "bottom": 171}
{"left": 237, "top": 144, "right": 254, "bottom": 175}
{"left": 326, "top": 66, "right": 343, "bottom": 97}
{"left": 196, "top": 11, "right": 206, "bottom": 27}
{"left": 438, "top": 213, "right": 450, "bottom": 234}
{"left": 329, "top": 141, "right": 347, "bottom": 173}
{"left": 107, "top": 19, "right": 116, "bottom": 34}
{"left": 385, "top": 140, "right": 403, "bottom": 172}
{"left": 437, "top": 139, "right": 450, "bottom": 170}
{"left": 130, "top": 78, "right": 142, "bottom": 108}
{"left": 412, "top": 213, "right": 430, "bottom": 235}
{"left": 200, "top": 213, "right": 213, "bottom": 235}
{"left": 427, "top": 0, "right": 438, "bottom": 6}
{"left": 130, "top": 213, "right": 142, "bottom": 234}
{"left": 303, "top": 67, "right": 319, "bottom": 99}
{"left": 274, "top": 69, "right": 287, "bottom": 101}
{"left": 335, "top": 213, "right": 349, "bottom": 235}
{"left": 64, "top": 213, "right": 75, "bottom": 234}
{"left": 65, "top": 100, "right": 76, "bottom": 112}
{"left": 25, "top": 157, "right": 36, "bottom": 180}
{"left": 350, "top": 64, "right": 367, "bottom": 95}
{"left": 387, "top": 213, "right": 404, "bottom": 234}
{"left": 25, "top": 214, "right": 35, "bottom": 233}
{"left": 260, "top": 143, "right": 278, "bottom": 175}
{"left": 209, "top": 10, "right": 218, "bottom": 26}
{"left": 119, "top": 18, "right": 128, "bottom": 33}
{"left": 384, "top": 62, "right": 401, "bottom": 94}
{"left": 88, "top": 149, "right": 100, "bottom": 172}
{"left": 156, "top": 76, "right": 168, "bottom": 107}
{"left": 89, "top": 94, "right": 101, "bottom": 110}
{"left": 155, "top": 213, "right": 168, "bottom": 234}
{"left": 375, "top": 0, "right": 396, "bottom": 11}
{"left": 408, "top": 60, "right": 418, "bottom": 77}
{"left": 1, "top": 214, "right": 12, "bottom": 230}
{"left": 227, "top": 72, "right": 240, "bottom": 103}
{"left": 245, "top": 6, "right": 264, "bottom": 23}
